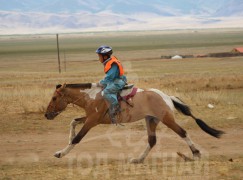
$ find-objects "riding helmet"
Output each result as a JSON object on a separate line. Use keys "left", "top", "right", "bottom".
{"left": 96, "top": 45, "right": 113, "bottom": 56}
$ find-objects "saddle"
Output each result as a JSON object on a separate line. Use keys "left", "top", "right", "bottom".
{"left": 102, "top": 84, "right": 138, "bottom": 125}
{"left": 105, "top": 84, "right": 138, "bottom": 125}
{"left": 122, "top": 84, "right": 134, "bottom": 90}
{"left": 118, "top": 84, "right": 138, "bottom": 106}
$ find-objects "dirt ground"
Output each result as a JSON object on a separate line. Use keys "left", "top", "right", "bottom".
{"left": 1, "top": 112, "right": 243, "bottom": 180}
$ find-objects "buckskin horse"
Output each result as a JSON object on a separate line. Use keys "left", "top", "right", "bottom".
{"left": 45, "top": 83, "right": 224, "bottom": 163}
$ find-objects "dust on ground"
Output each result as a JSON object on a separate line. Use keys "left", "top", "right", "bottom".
{"left": 1, "top": 112, "right": 243, "bottom": 180}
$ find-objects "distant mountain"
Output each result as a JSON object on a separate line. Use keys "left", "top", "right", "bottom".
{"left": 1, "top": 0, "right": 243, "bottom": 34}
{"left": 0, "top": 11, "right": 138, "bottom": 28}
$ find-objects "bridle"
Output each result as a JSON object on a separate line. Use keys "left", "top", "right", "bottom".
{"left": 47, "top": 89, "right": 83, "bottom": 116}
{"left": 47, "top": 89, "right": 68, "bottom": 116}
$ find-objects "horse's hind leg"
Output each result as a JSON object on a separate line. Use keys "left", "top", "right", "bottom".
{"left": 130, "top": 115, "right": 159, "bottom": 164}
{"left": 162, "top": 112, "right": 201, "bottom": 158}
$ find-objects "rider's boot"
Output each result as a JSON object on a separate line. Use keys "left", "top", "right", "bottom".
{"left": 108, "top": 104, "right": 121, "bottom": 125}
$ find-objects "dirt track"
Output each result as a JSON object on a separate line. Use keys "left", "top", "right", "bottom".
{"left": 1, "top": 117, "right": 243, "bottom": 179}
{"left": 1, "top": 126, "right": 243, "bottom": 162}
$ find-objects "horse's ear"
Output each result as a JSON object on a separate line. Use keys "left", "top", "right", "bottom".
{"left": 56, "top": 84, "right": 62, "bottom": 89}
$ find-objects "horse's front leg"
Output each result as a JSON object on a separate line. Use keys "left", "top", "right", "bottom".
{"left": 71, "top": 116, "right": 98, "bottom": 144}
{"left": 69, "top": 117, "right": 86, "bottom": 144}
{"left": 54, "top": 117, "right": 86, "bottom": 158}
{"left": 54, "top": 116, "right": 98, "bottom": 158}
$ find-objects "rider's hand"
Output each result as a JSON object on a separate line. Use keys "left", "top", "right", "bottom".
{"left": 97, "top": 82, "right": 104, "bottom": 88}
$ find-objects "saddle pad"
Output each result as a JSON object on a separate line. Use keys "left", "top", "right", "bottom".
{"left": 120, "top": 87, "right": 138, "bottom": 100}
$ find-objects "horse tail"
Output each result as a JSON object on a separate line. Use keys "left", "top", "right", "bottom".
{"left": 170, "top": 96, "right": 224, "bottom": 138}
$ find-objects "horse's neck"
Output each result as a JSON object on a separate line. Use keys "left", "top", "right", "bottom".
{"left": 65, "top": 88, "right": 85, "bottom": 108}
{"left": 67, "top": 85, "right": 102, "bottom": 108}
{"left": 80, "top": 86, "right": 102, "bottom": 100}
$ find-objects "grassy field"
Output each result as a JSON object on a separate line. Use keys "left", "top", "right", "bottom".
{"left": 0, "top": 29, "right": 243, "bottom": 179}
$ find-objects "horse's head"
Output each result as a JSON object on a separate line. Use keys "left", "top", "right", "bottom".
{"left": 45, "top": 84, "right": 69, "bottom": 120}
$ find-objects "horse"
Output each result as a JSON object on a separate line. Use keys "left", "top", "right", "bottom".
{"left": 45, "top": 83, "right": 224, "bottom": 163}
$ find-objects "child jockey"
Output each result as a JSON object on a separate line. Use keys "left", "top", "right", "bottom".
{"left": 96, "top": 45, "right": 127, "bottom": 124}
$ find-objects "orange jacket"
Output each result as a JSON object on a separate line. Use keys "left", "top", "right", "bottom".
{"left": 104, "top": 56, "right": 124, "bottom": 76}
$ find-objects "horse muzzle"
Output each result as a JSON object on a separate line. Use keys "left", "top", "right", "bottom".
{"left": 45, "top": 112, "right": 59, "bottom": 120}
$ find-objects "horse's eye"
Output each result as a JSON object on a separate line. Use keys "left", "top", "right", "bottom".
{"left": 52, "top": 97, "right": 57, "bottom": 101}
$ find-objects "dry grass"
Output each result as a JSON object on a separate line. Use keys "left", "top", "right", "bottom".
{"left": 0, "top": 57, "right": 242, "bottom": 128}
{"left": 1, "top": 59, "right": 242, "bottom": 113}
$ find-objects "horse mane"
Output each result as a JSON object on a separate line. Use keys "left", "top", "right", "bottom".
{"left": 56, "top": 83, "right": 92, "bottom": 89}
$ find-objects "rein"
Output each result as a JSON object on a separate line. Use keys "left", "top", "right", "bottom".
{"left": 70, "top": 96, "right": 83, "bottom": 105}
{"left": 51, "top": 89, "right": 83, "bottom": 108}
{"left": 47, "top": 90, "right": 67, "bottom": 115}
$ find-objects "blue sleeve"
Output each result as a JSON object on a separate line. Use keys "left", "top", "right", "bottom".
{"left": 100, "top": 64, "right": 119, "bottom": 86}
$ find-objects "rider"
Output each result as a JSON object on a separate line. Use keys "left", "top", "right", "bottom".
{"left": 96, "top": 45, "right": 127, "bottom": 124}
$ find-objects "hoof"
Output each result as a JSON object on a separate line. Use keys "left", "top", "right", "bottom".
{"left": 193, "top": 151, "right": 201, "bottom": 159}
{"left": 54, "top": 152, "right": 62, "bottom": 158}
{"left": 130, "top": 158, "right": 144, "bottom": 164}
